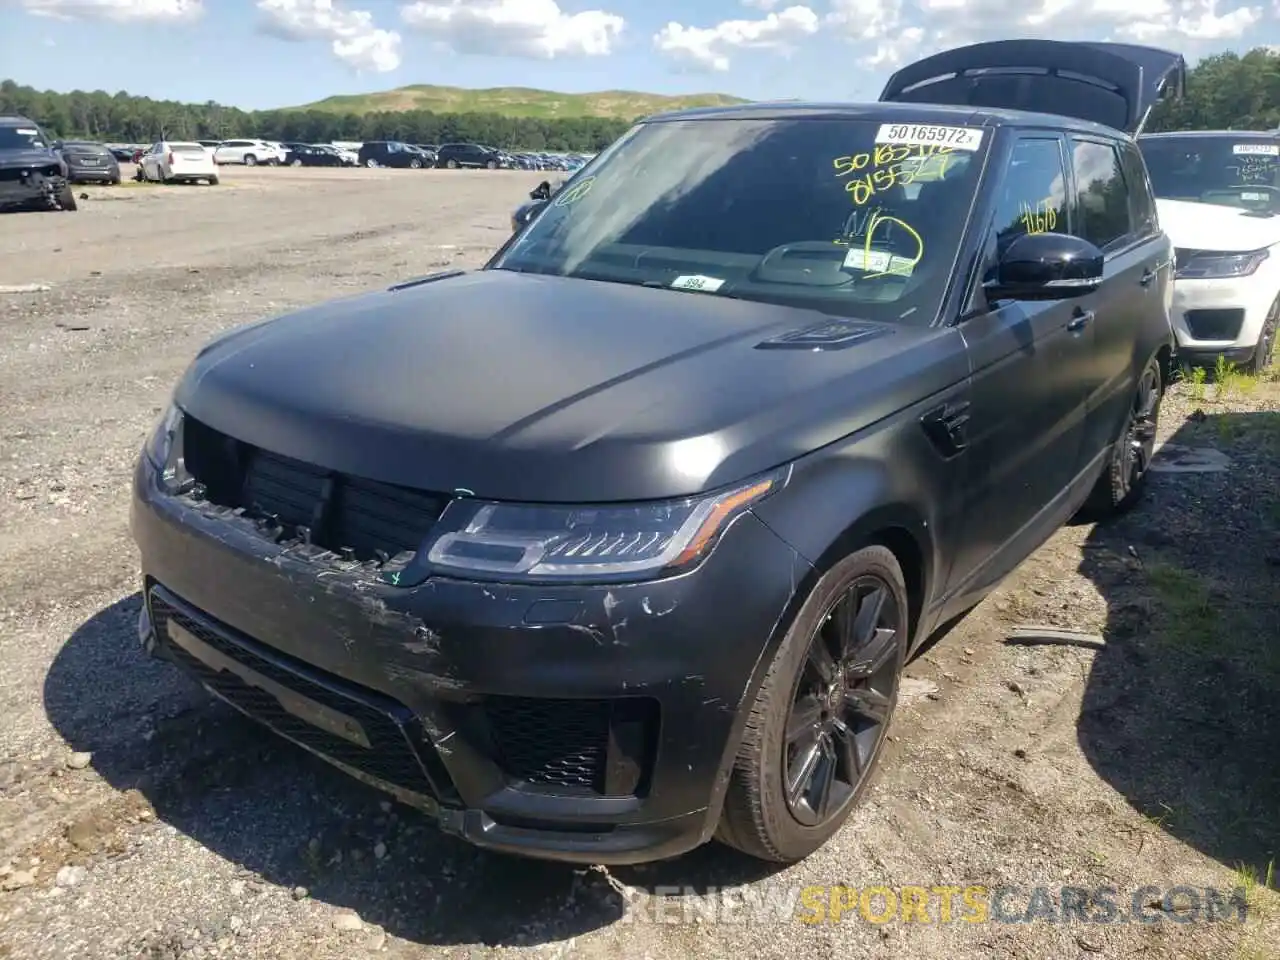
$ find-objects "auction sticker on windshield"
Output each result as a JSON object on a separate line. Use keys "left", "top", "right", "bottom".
{"left": 671, "top": 275, "right": 725, "bottom": 293}
{"left": 876, "top": 124, "right": 984, "bottom": 151}
{"left": 1232, "top": 143, "right": 1279, "bottom": 156}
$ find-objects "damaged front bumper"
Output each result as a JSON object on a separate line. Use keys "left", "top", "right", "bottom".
{"left": 0, "top": 164, "right": 68, "bottom": 209}
{"left": 130, "top": 454, "right": 810, "bottom": 864}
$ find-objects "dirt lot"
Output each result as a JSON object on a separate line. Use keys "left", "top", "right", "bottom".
{"left": 0, "top": 164, "right": 1277, "bottom": 960}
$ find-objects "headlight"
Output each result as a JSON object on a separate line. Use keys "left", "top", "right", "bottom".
{"left": 422, "top": 469, "right": 787, "bottom": 583}
{"left": 1175, "top": 248, "right": 1269, "bottom": 279}
{"left": 143, "top": 403, "right": 192, "bottom": 494}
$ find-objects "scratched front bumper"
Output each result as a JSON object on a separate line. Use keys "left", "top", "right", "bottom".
{"left": 130, "top": 454, "right": 809, "bottom": 864}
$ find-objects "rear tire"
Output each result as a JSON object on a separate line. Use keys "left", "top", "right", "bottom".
{"left": 208, "top": 176, "right": 219, "bottom": 186}
{"left": 487, "top": 159, "right": 498, "bottom": 169}
{"left": 446, "top": 159, "right": 458, "bottom": 169}
{"left": 365, "top": 158, "right": 378, "bottom": 168}
{"left": 715, "top": 545, "right": 908, "bottom": 863}
{"left": 1081, "top": 354, "right": 1162, "bottom": 519}
{"left": 290, "top": 158, "right": 302, "bottom": 167}
{"left": 409, "top": 158, "right": 422, "bottom": 169}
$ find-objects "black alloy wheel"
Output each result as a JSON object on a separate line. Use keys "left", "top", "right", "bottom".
{"left": 1117, "top": 360, "right": 1161, "bottom": 498}
{"left": 1081, "top": 354, "right": 1162, "bottom": 517}
{"left": 783, "top": 576, "right": 901, "bottom": 827}
{"left": 716, "top": 544, "right": 908, "bottom": 863}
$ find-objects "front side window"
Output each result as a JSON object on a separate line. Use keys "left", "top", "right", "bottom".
{"left": 987, "top": 137, "right": 1070, "bottom": 263}
{"left": 491, "top": 116, "right": 991, "bottom": 325}
{"left": 1070, "top": 139, "right": 1132, "bottom": 250}
{"left": 1138, "top": 134, "right": 1280, "bottom": 214}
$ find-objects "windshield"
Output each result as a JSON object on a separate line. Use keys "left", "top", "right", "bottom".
{"left": 0, "top": 124, "right": 49, "bottom": 150}
{"left": 1139, "top": 134, "right": 1280, "bottom": 213}
{"left": 490, "top": 116, "right": 989, "bottom": 324}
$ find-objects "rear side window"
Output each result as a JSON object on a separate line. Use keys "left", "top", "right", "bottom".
{"left": 1069, "top": 139, "right": 1132, "bottom": 250}
{"left": 1118, "top": 143, "right": 1158, "bottom": 238}
{"left": 988, "top": 136, "right": 1070, "bottom": 259}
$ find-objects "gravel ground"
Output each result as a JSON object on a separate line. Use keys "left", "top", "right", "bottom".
{"left": 0, "top": 165, "right": 1276, "bottom": 960}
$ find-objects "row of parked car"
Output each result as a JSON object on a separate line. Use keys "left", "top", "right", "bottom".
{"left": 101, "top": 138, "right": 589, "bottom": 173}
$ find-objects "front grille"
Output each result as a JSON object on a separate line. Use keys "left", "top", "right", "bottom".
{"left": 181, "top": 416, "right": 446, "bottom": 563}
{"left": 1184, "top": 308, "right": 1245, "bottom": 342}
{"left": 149, "top": 587, "right": 456, "bottom": 803}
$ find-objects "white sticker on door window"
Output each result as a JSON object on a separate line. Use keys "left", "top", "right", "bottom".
{"left": 1232, "top": 143, "right": 1279, "bottom": 156}
{"left": 875, "top": 123, "right": 984, "bottom": 151}
{"left": 671, "top": 274, "right": 724, "bottom": 292}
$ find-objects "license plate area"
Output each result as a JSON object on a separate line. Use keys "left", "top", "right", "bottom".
{"left": 167, "top": 620, "right": 372, "bottom": 748}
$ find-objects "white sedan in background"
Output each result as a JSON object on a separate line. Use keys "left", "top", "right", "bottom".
{"left": 136, "top": 141, "right": 220, "bottom": 185}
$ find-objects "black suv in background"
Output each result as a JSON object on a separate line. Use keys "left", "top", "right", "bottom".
{"left": 0, "top": 115, "right": 76, "bottom": 211}
{"left": 435, "top": 142, "right": 508, "bottom": 169}
{"left": 132, "top": 39, "right": 1179, "bottom": 867}
{"left": 357, "top": 140, "right": 427, "bottom": 168}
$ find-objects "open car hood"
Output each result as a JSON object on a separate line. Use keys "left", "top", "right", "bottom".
{"left": 879, "top": 39, "right": 1186, "bottom": 135}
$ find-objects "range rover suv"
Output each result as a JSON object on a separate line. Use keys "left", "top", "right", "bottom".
{"left": 132, "top": 39, "right": 1180, "bottom": 866}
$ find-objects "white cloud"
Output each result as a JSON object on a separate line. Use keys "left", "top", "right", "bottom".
{"left": 13, "top": 0, "right": 202, "bottom": 21}
{"left": 399, "top": 0, "right": 624, "bottom": 58}
{"left": 654, "top": 5, "right": 818, "bottom": 72}
{"left": 256, "top": 0, "right": 401, "bottom": 72}
{"left": 826, "top": 0, "right": 1267, "bottom": 72}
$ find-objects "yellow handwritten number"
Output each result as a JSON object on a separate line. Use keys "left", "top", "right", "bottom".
{"left": 554, "top": 176, "right": 595, "bottom": 207}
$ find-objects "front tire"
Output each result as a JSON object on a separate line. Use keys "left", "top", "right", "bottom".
{"left": 365, "top": 158, "right": 378, "bottom": 168}
{"left": 244, "top": 154, "right": 257, "bottom": 167}
{"left": 55, "top": 184, "right": 77, "bottom": 211}
{"left": 716, "top": 545, "right": 908, "bottom": 863}
{"left": 208, "top": 176, "right": 219, "bottom": 186}
{"left": 487, "top": 159, "right": 498, "bottom": 169}
{"left": 1246, "top": 294, "right": 1279, "bottom": 374}
{"left": 1082, "top": 354, "right": 1162, "bottom": 518}
{"left": 409, "top": 157, "right": 422, "bottom": 169}
{"left": 446, "top": 159, "right": 458, "bottom": 169}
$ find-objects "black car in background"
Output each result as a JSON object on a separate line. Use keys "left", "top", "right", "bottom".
{"left": 54, "top": 139, "right": 122, "bottom": 185}
{"left": 131, "top": 39, "right": 1181, "bottom": 867}
{"left": 435, "top": 142, "right": 508, "bottom": 169}
{"left": 358, "top": 140, "right": 427, "bottom": 168}
{"left": 284, "top": 143, "right": 349, "bottom": 167}
{"left": 0, "top": 115, "right": 76, "bottom": 211}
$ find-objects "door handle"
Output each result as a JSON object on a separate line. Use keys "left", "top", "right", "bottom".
{"left": 1067, "top": 309, "right": 1094, "bottom": 332}
{"left": 1139, "top": 267, "right": 1156, "bottom": 287}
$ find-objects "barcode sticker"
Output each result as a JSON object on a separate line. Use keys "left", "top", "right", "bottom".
{"left": 1232, "top": 143, "right": 1279, "bottom": 156}
{"left": 671, "top": 274, "right": 724, "bottom": 292}
{"left": 876, "top": 123, "right": 984, "bottom": 151}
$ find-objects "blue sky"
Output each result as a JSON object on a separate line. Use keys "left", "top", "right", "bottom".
{"left": 1, "top": 0, "right": 1277, "bottom": 111}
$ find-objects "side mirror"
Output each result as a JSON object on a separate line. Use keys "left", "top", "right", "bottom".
{"left": 984, "top": 232, "right": 1104, "bottom": 302}
{"left": 511, "top": 199, "right": 548, "bottom": 232}
{"left": 530, "top": 180, "right": 552, "bottom": 201}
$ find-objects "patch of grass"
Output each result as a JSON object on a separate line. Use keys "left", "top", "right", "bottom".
{"left": 1144, "top": 563, "right": 1216, "bottom": 656}
{"left": 286, "top": 84, "right": 750, "bottom": 120}
{"left": 1234, "top": 860, "right": 1278, "bottom": 915}
{"left": 1187, "top": 364, "right": 1209, "bottom": 402}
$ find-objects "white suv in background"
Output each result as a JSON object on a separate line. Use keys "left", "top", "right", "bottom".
{"left": 1138, "top": 130, "right": 1280, "bottom": 373}
{"left": 212, "top": 139, "right": 286, "bottom": 167}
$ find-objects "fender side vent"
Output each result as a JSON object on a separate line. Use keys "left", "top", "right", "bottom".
{"left": 389, "top": 269, "right": 466, "bottom": 292}
{"left": 755, "top": 319, "right": 891, "bottom": 351}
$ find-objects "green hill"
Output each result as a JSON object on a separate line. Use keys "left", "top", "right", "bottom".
{"left": 287, "top": 84, "right": 750, "bottom": 119}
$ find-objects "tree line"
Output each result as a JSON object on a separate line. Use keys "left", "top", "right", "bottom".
{"left": 3, "top": 46, "right": 1279, "bottom": 152}
{"left": 0, "top": 78, "right": 631, "bottom": 151}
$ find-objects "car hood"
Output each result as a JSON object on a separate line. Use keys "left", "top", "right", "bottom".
{"left": 0, "top": 149, "right": 61, "bottom": 170}
{"left": 1156, "top": 198, "right": 1280, "bottom": 252}
{"left": 174, "top": 270, "right": 965, "bottom": 501}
